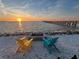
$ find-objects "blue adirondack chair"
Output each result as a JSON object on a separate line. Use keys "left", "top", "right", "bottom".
{"left": 43, "top": 36, "right": 59, "bottom": 54}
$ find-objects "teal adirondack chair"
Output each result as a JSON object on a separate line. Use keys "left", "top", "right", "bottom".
{"left": 43, "top": 37, "right": 59, "bottom": 54}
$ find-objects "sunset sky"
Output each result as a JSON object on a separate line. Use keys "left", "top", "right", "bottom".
{"left": 0, "top": 0, "right": 79, "bottom": 21}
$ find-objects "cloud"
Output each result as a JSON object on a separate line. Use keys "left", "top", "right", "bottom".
{"left": 0, "top": 0, "right": 7, "bottom": 15}
{"left": 0, "top": 0, "right": 79, "bottom": 18}
{"left": 0, "top": 0, "right": 33, "bottom": 17}
{"left": 29, "top": 0, "right": 66, "bottom": 18}
{"left": 0, "top": 0, "right": 68, "bottom": 18}
{"left": 73, "top": 4, "right": 79, "bottom": 10}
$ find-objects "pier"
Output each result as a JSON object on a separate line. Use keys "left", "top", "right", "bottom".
{"left": 43, "top": 21, "right": 79, "bottom": 29}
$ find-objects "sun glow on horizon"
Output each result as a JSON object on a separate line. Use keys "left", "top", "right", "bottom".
{"left": 17, "top": 18, "right": 23, "bottom": 32}
{"left": 17, "top": 18, "right": 22, "bottom": 26}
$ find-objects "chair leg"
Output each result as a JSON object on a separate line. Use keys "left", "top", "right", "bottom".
{"left": 53, "top": 44, "right": 60, "bottom": 53}
{"left": 16, "top": 47, "right": 21, "bottom": 53}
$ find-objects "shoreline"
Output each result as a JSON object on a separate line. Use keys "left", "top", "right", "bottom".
{"left": 0, "top": 30, "right": 79, "bottom": 37}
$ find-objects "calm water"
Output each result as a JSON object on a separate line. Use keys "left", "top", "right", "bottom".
{"left": 0, "top": 21, "right": 65, "bottom": 33}
{"left": 0, "top": 21, "right": 79, "bottom": 33}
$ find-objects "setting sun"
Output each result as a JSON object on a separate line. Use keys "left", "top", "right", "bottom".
{"left": 17, "top": 18, "right": 21, "bottom": 22}
{"left": 17, "top": 18, "right": 22, "bottom": 25}
{"left": 17, "top": 18, "right": 23, "bottom": 32}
